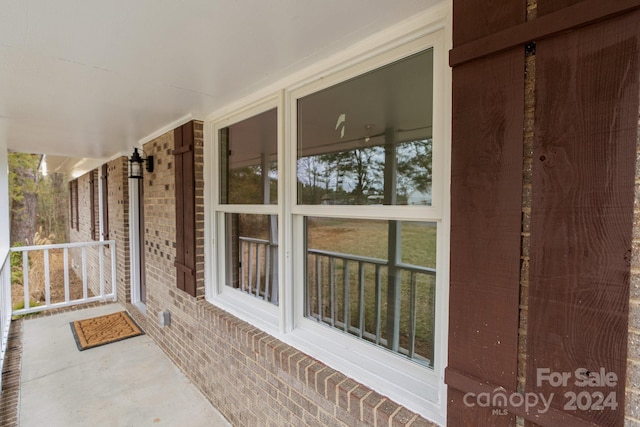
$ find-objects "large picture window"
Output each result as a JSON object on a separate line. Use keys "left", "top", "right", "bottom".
{"left": 208, "top": 25, "right": 449, "bottom": 421}
{"left": 295, "top": 49, "right": 437, "bottom": 367}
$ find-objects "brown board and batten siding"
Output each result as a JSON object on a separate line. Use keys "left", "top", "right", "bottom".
{"left": 174, "top": 121, "right": 197, "bottom": 297}
{"left": 527, "top": 10, "right": 640, "bottom": 427}
{"left": 447, "top": 1, "right": 525, "bottom": 426}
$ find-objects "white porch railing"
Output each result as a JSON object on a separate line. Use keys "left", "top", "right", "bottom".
{"left": 10, "top": 241, "right": 117, "bottom": 316}
{"left": 238, "top": 236, "right": 278, "bottom": 304}
{"left": 0, "top": 251, "right": 12, "bottom": 392}
{"left": 306, "top": 248, "right": 435, "bottom": 367}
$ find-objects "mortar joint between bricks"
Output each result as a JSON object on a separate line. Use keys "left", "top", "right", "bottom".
{"left": 350, "top": 388, "right": 372, "bottom": 420}
{"left": 370, "top": 396, "right": 386, "bottom": 415}
{"left": 378, "top": 402, "right": 402, "bottom": 427}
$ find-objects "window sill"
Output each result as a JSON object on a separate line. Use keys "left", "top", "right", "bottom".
{"left": 285, "top": 318, "right": 445, "bottom": 424}
{"left": 207, "top": 288, "right": 280, "bottom": 337}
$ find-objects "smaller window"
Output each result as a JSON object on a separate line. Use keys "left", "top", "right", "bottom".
{"left": 216, "top": 105, "right": 280, "bottom": 306}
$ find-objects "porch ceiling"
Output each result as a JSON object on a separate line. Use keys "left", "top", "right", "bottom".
{"left": 0, "top": 0, "right": 440, "bottom": 175}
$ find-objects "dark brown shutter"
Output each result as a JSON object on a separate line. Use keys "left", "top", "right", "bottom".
{"left": 448, "top": 2, "right": 637, "bottom": 425}
{"left": 173, "top": 121, "right": 196, "bottom": 296}
{"left": 525, "top": 12, "right": 637, "bottom": 427}
{"left": 69, "top": 179, "right": 79, "bottom": 231}
{"left": 75, "top": 179, "right": 79, "bottom": 231}
{"left": 101, "top": 164, "right": 109, "bottom": 240}
{"left": 446, "top": 2, "right": 525, "bottom": 426}
{"left": 69, "top": 181, "right": 74, "bottom": 230}
{"left": 89, "top": 171, "right": 98, "bottom": 240}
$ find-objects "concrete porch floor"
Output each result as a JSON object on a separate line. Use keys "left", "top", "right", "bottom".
{"left": 15, "top": 303, "right": 230, "bottom": 427}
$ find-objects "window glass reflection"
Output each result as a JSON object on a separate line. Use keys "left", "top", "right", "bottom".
{"left": 297, "top": 49, "right": 433, "bottom": 206}
{"left": 220, "top": 108, "right": 278, "bottom": 205}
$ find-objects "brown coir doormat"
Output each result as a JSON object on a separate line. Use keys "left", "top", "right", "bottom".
{"left": 70, "top": 311, "right": 144, "bottom": 351}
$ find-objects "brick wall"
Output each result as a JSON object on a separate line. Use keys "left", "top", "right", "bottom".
{"left": 138, "top": 128, "right": 179, "bottom": 308}
{"left": 69, "top": 171, "right": 94, "bottom": 244}
{"left": 627, "top": 114, "right": 640, "bottom": 425}
{"left": 67, "top": 159, "right": 129, "bottom": 305}
{"left": 132, "top": 121, "right": 436, "bottom": 426}
{"left": 104, "top": 157, "right": 131, "bottom": 305}
{"left": 68, "top": 170, "right": 106, "bottom": 297}
{"left": 516, "top": 3, "right": 536, "bottom": 427}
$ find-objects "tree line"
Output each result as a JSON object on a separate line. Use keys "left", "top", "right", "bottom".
{"left": 9, "top": 153, "right": 68, "bottom": 246}
{"left": 297, "top": 139, "right": 433, "bottom": 205}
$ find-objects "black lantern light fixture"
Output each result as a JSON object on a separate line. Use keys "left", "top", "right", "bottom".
{"left": 128, "top": 148, "right": 154, "bottom": 179}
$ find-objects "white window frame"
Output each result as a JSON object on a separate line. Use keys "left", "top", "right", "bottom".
{"left": 204, "top": 6, "right": 450, "bottom": 424}
{"left": 207, "top": 93, "right": 285, "bottom": 337}
{"left": 288, "top": 30, "right": 449, "bottom": 423}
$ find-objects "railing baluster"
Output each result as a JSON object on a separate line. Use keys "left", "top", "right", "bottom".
{"left": 408, "top": 272, "right": 417, "bottom": 359}
{"left": 271, "top": 244, "right": 278, "bottom": 304}
{"left": 375, "top": 265, "right": 381, "bottom": 345}
{"left": 63, "top": 248, "right": 70, "bottom": 303}
{"left": 23, "top": 251, "right": 29, "bottom": 309}
{"left": 240, "top": 240, "right": 246, "bottom": 291}
{"left": 248, "top": 242, "right": 254, "bottom": 294}
{"left": 111, "top": 242, "right": 117, "bottom": 296}
{"left": 255, "top": 244, "right": 262, "bottom": 298}
{"left": 343, "top": 260, "right": 350, "bottom": 333}
{"left": 99, "top": 245, "right": 105, "bottom": 297}
{"left": 330, "top": 257, "right": 335, "bottom": 327}
{"left": 44, "top": 249, "right": 51, "bottom": 306}
{"left": 264, "top": 244, "right": 271, "bottom": 301}
{"left": 82, "top": 246, "right": 88, "bottom": 300}
{"left": 316, "top": 255, "right": 322, "bottom": 322}
{"left": 305, "top": 251, "right": 311, "bottom": 319}
{"left": 358, "top": 261, "right": 365, "bottom": 338}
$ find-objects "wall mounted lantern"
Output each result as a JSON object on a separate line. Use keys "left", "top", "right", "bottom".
{"left": 128, "top": 148, "right": 154, "bottom": 179}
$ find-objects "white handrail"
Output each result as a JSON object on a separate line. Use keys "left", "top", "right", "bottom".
{"left": 10, "top": 240, "right": 115, "bottom": 252}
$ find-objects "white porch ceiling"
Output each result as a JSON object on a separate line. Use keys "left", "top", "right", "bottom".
{"left": 0, "top": 0, "right": 441, "bottom": 174}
